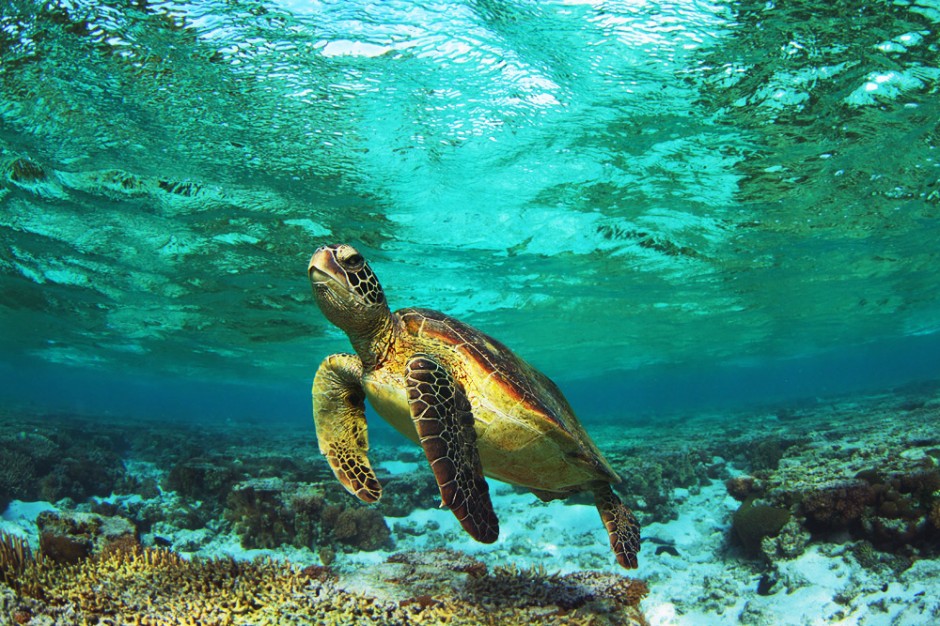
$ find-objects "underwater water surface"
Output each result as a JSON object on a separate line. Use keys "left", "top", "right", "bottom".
{"left": 1, "top": 0, "right": 938, "bottom": 393}
{"left": 2, "top": 0, "right": 940, "bottom": 624}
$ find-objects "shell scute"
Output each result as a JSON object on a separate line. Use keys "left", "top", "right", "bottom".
{"left": 398, "top": 308, "right": 576, "bottom": 433}
{"left": 395, "top": 308, "right": 620, "bottom": 485}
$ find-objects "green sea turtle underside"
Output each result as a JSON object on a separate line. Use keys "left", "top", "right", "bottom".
{"left": 307, "top": 243, "right": 640, "bottom": 569}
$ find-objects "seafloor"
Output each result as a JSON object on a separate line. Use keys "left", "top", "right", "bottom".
{"left": 1, "top": 381, "right": 939, "bottom": 625}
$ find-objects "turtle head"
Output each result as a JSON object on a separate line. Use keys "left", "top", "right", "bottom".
{"left": 308, "top": 244, "right": 390, "bottom": 338}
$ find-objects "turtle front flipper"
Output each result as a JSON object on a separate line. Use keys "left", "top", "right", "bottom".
{"left": 312, "top": 353, "right": 382, "bottom": 503}
{"left": 594, "top": 483, "right": 641, "bottom": 569}
{"left": 405, "top": 353, "right": 499, "bottom": 543}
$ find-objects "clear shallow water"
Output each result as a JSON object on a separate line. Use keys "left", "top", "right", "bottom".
{"left": 1, "top": 0, "right": 940, "bottom": 414}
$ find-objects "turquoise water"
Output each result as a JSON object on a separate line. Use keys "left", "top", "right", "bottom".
{"left": 2, "top": 0, "right": 940, "bottom": 419}
{"left": 3, "top": 2, "right": 940, "bottom": 623}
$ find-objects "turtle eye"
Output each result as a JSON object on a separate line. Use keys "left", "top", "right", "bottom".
{"left": 344, "top": 253, "right": 364, "bottom": 268}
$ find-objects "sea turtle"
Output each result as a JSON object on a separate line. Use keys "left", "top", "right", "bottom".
{"left": 308, "top": 243, "right": 640, "bottom": 569}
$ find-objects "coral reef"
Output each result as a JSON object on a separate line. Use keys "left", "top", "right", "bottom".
{"left": 800, "top": 481, "right": 874, "bottom": 529}
{"left": 7, "top": 157, "right": 47, "bottom": 183}
{"left": 764, "top": 460, "right": 939, "bottom": 559}
{"left": 36, "top": 511, "right": 137, "bottom": 564}
{"left": 731, "top": 497, "right": 791, "bottom": 556}
{"left": 322, "top": 504, "right": 391, "bottom": 551}
{"left": 164, "top": 457, "right": 242, "bottom": 510}
{"left": 725, "top": 475, "right": 759, "bottom": 502}
{"left": 610, "top": 448, "right": 716, "bottom": 522}
{"left": 0, "top": 536, "right": 647, "bottom": 625}
{"left": 344, "top": 549, "right": 647, "bottom": 624}
{"left": 760, "top": 516, "right": 811, "bottom": 561}
{"left": 930, "top": 501, "right": 940, "bottom": 530}
{"left": 0, "top": 420, "right": 128, "bottom": 510}
{"left": 721, "top": 396, "right": 940, "bottom": 565}
{"left": 0, "top": 532, "right": 30, "bottom": 591}
{"left": 225, "top": 477, "right": 391, "bottom": 553}
{"left": 466, "top": 563, "right": 648, "bottom": 616}
{"left": 1, "top": 412, "right": 395, "bottom": 560}
{"left": 4, "top": 388, "right": 940, "bottom": 625}
{"left": 163, "top": 449, "right": 331, "bottom": 505}
{"left": 375, "top": 472, "right": 441, "bottom": 517}
{"left": 224, "top": 477, "right": 301, "bottom": 550}
{"left": 600, "top": 423, "right": 805, "bottom": 527}
{"left": 747, "top": 437, "right": 801, "bottom": 471}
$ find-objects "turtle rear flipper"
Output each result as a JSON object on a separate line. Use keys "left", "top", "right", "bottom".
{"left": 312, "top": 353, "right": 382, "bottom": 503}
{"left": 406, "top": 353, "right": 499, "bottom": 543}
{"left": 594, "top": 483, "right": 641, "bottom": 569}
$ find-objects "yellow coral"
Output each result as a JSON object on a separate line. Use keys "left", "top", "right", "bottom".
{"left": 0, "top": 536, "right": 647, "bottom": 625}
{"left": 0, "top": 532, "right": 31, "bottom": 590}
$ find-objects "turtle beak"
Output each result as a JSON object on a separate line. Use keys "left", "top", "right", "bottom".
{"left": 308, "top": 247, "right": 337, "bottom": 287}
{"left": 309, "top": 268, "right": 331, "bottom": 288}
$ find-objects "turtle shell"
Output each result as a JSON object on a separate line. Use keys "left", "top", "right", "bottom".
{"left": 397, "top": 307, "right": 620, "bottom": 484}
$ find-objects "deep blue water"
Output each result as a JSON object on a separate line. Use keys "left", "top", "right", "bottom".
{"left": 4, "top": 330, "right": 940, "bottom": 435}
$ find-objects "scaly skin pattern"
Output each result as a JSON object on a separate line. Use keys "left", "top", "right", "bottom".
{"left": 405, "top": 353, "right": 499, "bottom": 543}
{"left": 595, "top": 484, "right": 642, "bottom": 569}
{"left": 311, "top": 353, "right": 382, "bottom": 502}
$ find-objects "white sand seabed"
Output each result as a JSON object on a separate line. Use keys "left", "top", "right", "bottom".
{"left": 1, "top": 499, "right": 58, "bottom": 549}
{"left": 338, "top": 472, "right": 940, "bottom": 626}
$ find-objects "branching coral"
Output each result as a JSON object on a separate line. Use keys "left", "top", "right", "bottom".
{"left": 0, "top": 450, "right": 37, "bottom": 511}
{"left": 3, "top": 537, "right": 327, "bottom": 623}
{"left": 0, "top": 537, "right": 648, "bottom": 626}
{"left": 0, "top": 532, "right": 31, "bottom": 592}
